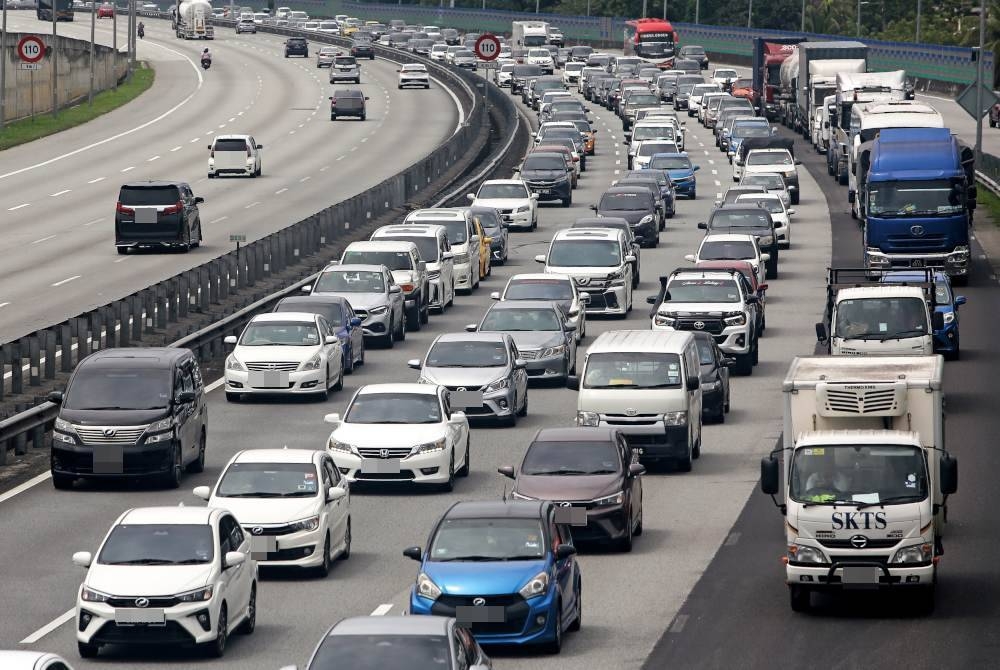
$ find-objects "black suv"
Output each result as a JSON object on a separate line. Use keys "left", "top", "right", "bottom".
{"left": 115, "top": 181, "right": 203, "bottom": 254}
{"left": 330, "top": 89, "right": 369, "bottom": 121}
{"left": 285, "top": 37, "right": 308, "bottom": 57}
{"left": 351, "top": 38, "right": 375, "bottom": 60}
{"left": 699, "top": 205, "right": 779, "bottom": 279}
{"left": 518, "top": 152, "right": 573, "bottom": 207}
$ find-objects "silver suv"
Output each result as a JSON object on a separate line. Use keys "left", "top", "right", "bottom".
{"left": 304, "top": 263, "right": 407, "bottom": 346}
{"left": 339, "top": 241, "right": 429, "bottom": 332}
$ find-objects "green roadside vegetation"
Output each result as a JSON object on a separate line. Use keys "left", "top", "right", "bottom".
{"left": 0, "top": 61, "right": 155, "bottom": 151}
{"left": 977, "top": 182, "right": 1000, "bottom": 227}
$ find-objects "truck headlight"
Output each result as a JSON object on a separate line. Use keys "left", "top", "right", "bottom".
{"left": 664, "top": 411, "right": 687, "bottom": 426}
{"left": 891, "top": 543, "right": 932, "bottom": 564}
{"left": 949, "top": 245, "right": 970, "bottom": 263}
{"left": 788, "top": 544, "right": 827, "bottom": 564}
{"left": 723, "top": 312, "right": 747, "bottom": 326}
{"left": 416, "top": 572, "right": 442, "bottom": 600}
{"left": 299, "top": 353, "right": 322, "bottom": 371}
{"left": 576, "top": 411, "right": 599, "bottom": 427}
{"left": 653, "top": 313, "right": 676, "bottom": 327}
{"left": 518, "top": 571, "right": 549, "bottom": 599}
{"left": 485, "top": 378, "right": 510, "bottom": 393}
{"left": 225, "top": 355, "right": 246, "bottom": 372}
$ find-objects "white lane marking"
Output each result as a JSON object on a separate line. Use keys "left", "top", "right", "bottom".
{"left": 319, "top": 166, "right": 329, "bottom": 172}
{"left": 8, "top": 203, "right": 30, "bottom": 211}
{"left": 0, "top": 42, "right": 204, "bottom": 182}
{"left": 114, "top": 256, "right": 131, "bottom": 263}
{"left": 83, "top": 218, "right": 102, "bottom": 227}
{"left": 336, "top": 156, "right": 345, "bottom": 161}
{"left": 370, "top": 604, "right": 393, "bottom": 616}
{"left": 300, "top": 176, "right": 311, "bottom": 182}
{"left": 121, "top": 166, "right": 135, "bottom": 173}
{"left": 245, "top": 201, "right": 260, "bottom": 209}
{"left": 714, "top": 180, "right": 721, "bottom": 186}
{"left": 147, "top": 155, "right": 160, "bottom": 162}
{"left": 0, "top": 302, "right": 9, "bottom": 309}
{"left": 51, "top": 275, "right": 81, "bottom": 287}
{"left": 669, "top": 614, "right": 689, "bottom": 634}
{"left": 19, "top": 608, "right": 74, "bottom": 644}
{"left": 708, "top": 159, "right": 715, "bottom": 165}
{"left": 360, "top": 137, "right": 368, "bottom": 143}
{"left": 50, "top": 189, "right": 71, "bottom": 197}
{"left": 615, "top": 160, "right": 621, "bottom": 165}
{"left": 31, "top": 235, "right": 56, "bottom": 244}
{"left": 218, "top": 124, "right": 226, "bottom": 129}
{"left": 190, "top": 137, "right": 201, "bottom": 143}
{"left": 0, "top": 471, "right": 51, "bottom": 505}
{"left": 275, "top": 188, "right": 288, "bottom": 195}
{"left": 87, "top": 177, "right": 105, "bottom": 184}
{"left": 711, "top": 169, "right": 718, "bottom": 175}
{"left": 170, "top": 145, "right": 182, "bottom": 152}
{"left": 228, "top": 117, "right": 236, "bottom": 122}
{"left": 211, "top": 216, "right": 229, "bottom": 224}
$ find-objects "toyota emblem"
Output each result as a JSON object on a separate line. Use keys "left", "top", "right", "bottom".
{"left": 693, "top": 321, "right": 705, "bottom": 330}
{"left": 103, "top": 428, "right": 117, "bottom": 437}
{"left": 134, "top": 597, "right": 149, "bottom": 608}
{"left": 910, "top": 225, "right": 925, "bottom": 237}
{"left": 472, "top": 597, "right": 487, "bottom": 606}
{"left": 379, "top": 449, "right": 390, "bottom": 459}
{"left": 251, "top": 527, "right": 263, "bottom": 535}
{"left": 849, "top": 535, "right": 869, "bottom": 549}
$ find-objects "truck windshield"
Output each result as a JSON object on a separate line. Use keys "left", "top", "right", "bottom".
{"left": 789, "top": 444, "right": 928, "bottom": 506}
{"left": 868, "top": 179, "right": 964, "bottom": 216}
{"left": 834, "top": 297, "right": 928, "bottom": 340}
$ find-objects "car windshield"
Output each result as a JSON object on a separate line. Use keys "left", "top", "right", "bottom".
{"left": 528, "top": 49, "right": 550, "bottom": 57}
{"left": 239, "top": 321, "right": 320, "bottom": 346}
{"left": 692, "top": 85, "right": 718, "bottom": 95}
{"left": 600, "top": 192, "right": 650, "bottom": 210}
{"left": 632, "top": 126, "right": 674, "bottom": 141}
{"left": 834, "top": 297, "right": 928, "bottom": 340}
{"left": 700, "top": 240, "right": 756, "bottom": 260}
{"left": 478, "top": 183, "right": 528, "bottom": 199}
{"left": 742, "top": 174, "right": 785, "bottom": 189}
{"left": 583, "top": 352, "right": 682, "bottom": 388}
{"left": 628, "top": 94, "right": 659, "bottom": 106}
{"left": 455, "top": 49, "right": 473, "bottom": 57}
{"left": 542, "top": 129, "right": 581, "bottom": 143}
{"left": 549, "top": 238, "right": 621, "bottom": 267}
{"left": 217, "top": 462, "right": 319, "bottom": 498}
{"left": 715, "top": 70, "right": 737, "bottom": 78}
{"left": 401, "top": 64, "right": 426, "bottom": 72}
{"left": 748, "top": 152, "right": 793, "bottom": 166}
{"left": 379, "top": 235, "right": 438, "bottom": 262}
{"left": 412, "top": 220, "right": 467, "bottom": 245}
{"left": 734, "top": 123, "right": 771, "bottom": 138}
{"left": 789, "top": 444, "right": 929, "bottom": 505}
{"left": 119, "top": 186, "right": 180, "bottom": 206}
{"left": 650, "top": 155, "right": 691, "bottom": 170}
{"left": 711, "top": 211, "right": 771, "bottom": 229}
{"left": 737, "top": 196, "right": 783, "bottom": 213}
{"left": 427, "top": 340, "right": 508, "bottom": 367}
{"left": 523, "top": 155, "right": 566, "bottom": 170}
{"left": 481, "top": 307, "right": 561, "bottom": 332}
{"left": 684, "top": 47, "right": 706, "bottom": 55}
{"left": 429, "top": 517, "right": 545, "bottom": 561}
{"left": 505, "top": 278, "right": 573, "bottom": 300}
{"left": 732, "top": 78, "right": 752, "bottom": 89}
{"left": 63, "top": 368, "right": 170, "bottom": 410}
{"left": 319, "top": 48, "right": 338, "bottom": 56}
{"left": 334, "top": 57, "right": 356, "bottom": 66}
{"left": 314, "top": 270, "right": 385, "bottom": 293}
{"left": 868, "top": 179, "right": 964, "bottom": 216}
{"left": 521, "top": 440, "right": 620, "bottom": 475}
{"left": 677, "top": 83, "right": 697, "bottom": 95}
{"left": 667, "top": 278, "right": 741, "bottom": 303}
{"left": 310, "top": 635, "right": 452, "bottom": 669}
{"left": 345, "top": 392, "right": 441, "bottom": 424}
{"left": 637, "top": 142, "right": 675, "bottom": 157}
{"left": 342, "top": 250, "right": 413, "bottom": 270}
{"left": 566, "top": 63, "right": 585, "bottom": 72}
{"left": 98, "top": 524, "right": 214, "bottom": 565}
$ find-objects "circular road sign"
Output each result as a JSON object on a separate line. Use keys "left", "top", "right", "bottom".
{"left": 474, "top": 34, "right": 501, "bottom": 62}
{"left": 17, "top": 35, "right": 45, "bottom": 64}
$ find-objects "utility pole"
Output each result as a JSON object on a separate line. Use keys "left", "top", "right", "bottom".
{"left": 89, "top": 1, "right": 96, "bottom": 105}
{"left": 112, "top": 2, "right": 118, "bottom": 90}
{"left": 641, "top": 0, "right": 647, "bottom": 18}
{"left": 856, "top": 0, "right": 862, "bottom": 37}
{"left": 695, "top": 0, "right": 700, "bottom": 24}
{"left": 129, "top": 0, "right": 137, "bottom": 78}
{"left": 0, "top": 1, "right": 7, "bottom": 129}
{"left": 747, "top": 0, "right": 753, "bottom": 28}
{"left": 801, "top": 0, "right": 806, "bottom": 32}
{"left": 51, "top": 0, "right": 58, "bottom": 118}
{"left": 916, "top": 0, "right": 922, "bottom": 42}
{"left": 975, "top": 0, "right": 986, "bottom": 166}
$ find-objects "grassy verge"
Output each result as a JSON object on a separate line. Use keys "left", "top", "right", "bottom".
{"left": 977, "top": 181, "right": 1000, "bottom": 228}
{"left": 0, "top": 62, "right": 155, "bottom": 151}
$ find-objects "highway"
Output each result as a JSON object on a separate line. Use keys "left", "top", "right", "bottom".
{"left": 0, "top": 58, "right": 835, "bottom": 668}
{"left": 0, "top": 14, "right": 459, "bottom": 343}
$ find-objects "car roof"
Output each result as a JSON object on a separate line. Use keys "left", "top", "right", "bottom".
{"left": 357, "top": 383, "right": 439, "bottom": 396}
{"left": 120, "top": 180, "right": 186, "bottom": 188}
{"left": 322, "top": 263, "right": 385, "bottom": 273}
{"left": 213, "top": 134, "right": 252, "bottom": 140}
{"left": 533, "top": 426, "right": 618, "bottom": 442}
{"left": 232, "top": 448, "right": 321, "bottom": 464}
{"left": 344, "top": 240, "right": 418, "bottom": 251}
{"left": 434, "top": 331, "right": 506, "bottom": 344}
{"left": 574, "top": 216, "right": 630, "bottom": 226}
{"left": 446, "top": 500, "right": 545, "bottom": 520}
{"left": 331, "top": 615, "right": 450, "bottom": 637}
{"left": 278, "top": 295, "right": 350, "bottom": 308}
{"left": 670, "top": 269, "right": 740, "bottom": 281}
{"left": 488, "top": 300, "right": 558, "bottom": 311}
{"left": 375, "top": 224, "right": 445, "bottom": 237}
{"left": 120, "top": 506, "right": 216, "bottom": 525}
{"left": 81, "top": 347, "right": 189, "bottom": 369}
{"left": 703, "top": 233, "right": 757, "bottom": 243}
{"left": 250, "top": 311, "right": 318, "bottom": 323}
{"left": 406, "top": 208, "right": 466, "bottom": 220}
{"left": 604, "top": 186, "right": 651, "bottom": 195}
{"left": 554, "top": 227, "right": 620, "bottom": 240}
{"left": 508, "top": 273, "right": 572, "bottom": 282}
{"left": 482, "top": 179, "right": 527, "bottom": 186}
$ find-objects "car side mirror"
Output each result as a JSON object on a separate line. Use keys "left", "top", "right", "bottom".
{"left": 464, "top": 323, "right": 478, "bottom": 332}
{"left": 760, "top": 253, "right": 771, "bottom": 262}
{"left": 301, "top": 284, "right": 313, "bottom": 293}
{"left": 175, "top": 390, "right": 196, "bottom": 404}
{"left": 365, "top": 96, "right": 370, "bottom": 100}
{"left": 257, "top": 144, "right": 263, "bottom": 149}
{"left": 514, "top": 358, "right": 527, "bottom": 369}
{"left": 192, "top": 485, "right": 211, "bottom": 501}
{"left": 442, "top": 251, "right": 454, "bottom": 260}
{"left": 787, "top": 208, "right": 796, "bottom": 215}
{"left": 498, "top": 465, "right": 515, "bottom": 479}
{"left": 530, "top": 193, "right": 539, "bottom": 199}
{"left": 931, "top": 311, "right": 945, "bottom": 331}
{"left": 760, "top": 456, "right": 780, "bottom": 495}
{"left": 684, "top": 254, "right": 696, "bottom": 263}
{"left": 815, "top": 322, "right": 828, "bottom": 343}
{"left": 685, "top": 376, "right": 699, "bottom": 391}
{"left": 224, "top": 551, "right": 247, "bottom": 570}
{"left": 47, "top": 390, "right": 64, "bottom": 404}
{"left": 697, "top": 222, "right": 707, "bottom": 230}
{"left": 534, "top": 254, "right": 546, "bottom": 264}
{"left": 194, "top": 196, "right": 205, "bottom": 204}
{"left": 324, "top": 335, "right": 337, "bottom": 345}
{"left": 407, "top": 359, "right": 422, "bottom": 370}
{"left": 350, "top": 317, "right": 362, "bottom": 327}
{"left": 389, "top": 285, "right": 402, "bottom": 294}
{"left": 329, "top": 96, "right": 334, "bottom": 100}
{"left": 417, "top": 261, "right": 427, "bottom": 271}
{"left": 628, "top": 463, "right": 646, "bottom": 477}
{"left": 955, "top": 295, "right": 967, "bottom": 307}
{"left": 403, "top": 546, "right": 423, "bottom": 561}
{"left": 206, "top": 144, "right": 213, "bottom": 150}
{"left": 794, "top": 159, "right": 802, "bottom": 165}
{"left": 566, "top": 375, "right": 580, "bottom": 390}
{"left": 224, "top": 335, "right": 238, "bottom": 346}
{"left": 327, "top": 486, "right": 347, "bottom": 502}
{"left": 466, "top": 193, "right": 475, "bottom": 201}
{"left": 940, "top": 454, "right": 958, "bottom": 495}
{"left": 624, "top": 254, "right": 636, "bottom": 263}
{"left": 324, "top": 412, "right": 341, "bottom": 425}
{"left": 72, "top": 551, "right": 93, "bottom": 568}
{"left": 555, "top": 543, "right": 577, "bottom": 559}
{"left": 693, "top": 165, "right": 700, "bottom": 171}
{"left": 758, "top": 283, "right": 768, "bottom": 292}
{"left": 489, "top": 291, "right": 501, "bottom": 300}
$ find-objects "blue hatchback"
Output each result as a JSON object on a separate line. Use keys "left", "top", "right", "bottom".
{"left": 881, "top": 270, "right": 966, "bottom": 360}
{"left": 648, "top": 152, "right": 699, "bottom": 199}
{"left": 406, "top": 500, "right": 582, "bottom": 654}
{"left": 274, "top": 294, "right": 366, "bottom": 373}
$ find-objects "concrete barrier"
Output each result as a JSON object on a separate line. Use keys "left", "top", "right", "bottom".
{"left": 1, "top": 31, "right": 128, "bottom": 122}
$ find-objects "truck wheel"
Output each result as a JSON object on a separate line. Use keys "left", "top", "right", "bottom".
{"left": 735, "top": 352, "right": 753, "bottom": 376}
{"left": 789, "top": 585, "right": 810, "bottom": 612}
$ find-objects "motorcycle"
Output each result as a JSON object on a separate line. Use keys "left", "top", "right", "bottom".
{"left": 201, "top": 57, "right": 211, "bottom": 70}
{"left": 138, "top": 25, "right": 144, "bottom": 39}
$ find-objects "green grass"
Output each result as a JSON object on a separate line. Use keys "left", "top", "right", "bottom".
{"left": 977, "top": 181, "right": 1000, "bottom": 228}
{"left": 0, "top": 62, "right": 155, "bottom": 151}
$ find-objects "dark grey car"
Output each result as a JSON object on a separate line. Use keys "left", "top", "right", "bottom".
{"left": 591, "top": 186, "right": 659, "bottom": 248}
{"left": 518, "top": 152, "right": 573, "bottom": 207}
{"left": 692, "top": 331, "right": 731, "bottom": 422}
{"left": 471, "top": 300, "right": 577, "bottom": 382}
{"left": 699, "top": 205, "right": 779, "bottom": 279}
{"left": 115, "top": 181, "right": 203, "bottom": 254}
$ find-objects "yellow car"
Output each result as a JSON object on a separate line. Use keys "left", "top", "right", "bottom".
{"left": 473, "top": 218, "right": 492, "bottom": 278}
{"left": 341, "top": 25, "right": 358, "bottom": 36}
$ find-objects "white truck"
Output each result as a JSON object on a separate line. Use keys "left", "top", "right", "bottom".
{"left": 816, "top": 268, "right": 943, "bottom": 357}
{"left": 512, "top": 21, "right": 549, "bottom": 59}
{"left": 831, "top": 70, "right": 907, "bottom": 185}
{"left": 760, "top": 355, "right": 957, "bottom": 613}
{"left": 174, "top": 0, "right": 214, "bottom": 39}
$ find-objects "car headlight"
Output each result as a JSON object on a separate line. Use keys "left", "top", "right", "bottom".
{"left": 368, "top": 305, "right": 388, "bottom": 315}
{"left": 328, "top": 438, "right": 358, "bottom": 455}
{"left": 943, "top": 311, "right": 955, "bottom": 325}
{"left": 485, "top": 378, "right": 510, "bottom": 394}
{"left": 299, "top": 353, "right": 323, "bottom": 371}
{"left": 702, "top": 380, "right": 720, "bottom": 391}
{"left": 412, "top": 438, "right": 446, "bottom": 455}
{"left": 591, "top": 491, "right": 624, "bottom": 506}
{"left": 416, "top": 572, "right": 442, "bottom": 600}
{"left": 639, "top": 214, "right": 654, "bottom": 225}
{"left": 891, "top": 542, "right": 933, "bottom": 564}
{"left": 225, "top": 355, "right": 246, "bottom": 372}
{"left": 515, "top": 204, "right": 531, "bottom": 213}
{"left": 518, "top": 571, "right": 550, "bottom": 599}
{"left": 788, "top": 544, "right": 828, "bottom": 564}
{"left": 177, "top": 585, "right": 214, "bottom": 602}
{"left": 653, "top": 313, "right": 676, "bottom": 327}
{"left": 758, "top": 235, "right": 774, "bottom": 246}
{"left": 541, "top": 345, "right": 566, "bottom": 358}
{"left": 723, "top": 312, "right": 747, "bottom": 326}
{"left": 454, "top": 253, "right": 470, "bottom": 265}
{"left": 576, "top": 411, "right": 599, "bottom": 427}
{"left": 664, "top": 411, "right": 687, "bottom": 426}
{"left": 608, "top": 267, "right": 625, "bottom": 282}
{"left": 290, "top": 516, "right": 321, "bottom": 532}
{"left": 54, "top": 417, "right": 76, "bottom": 433}
{"left": 81, "top": 586, "right": 111, "bottom": 602}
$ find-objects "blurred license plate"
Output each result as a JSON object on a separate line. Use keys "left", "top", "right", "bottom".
{"left": 537, "top": 188, "right": 552, "bottom": 194}
{"left": 362, "top": 459, "right": 401, "bottom": 474}
{"left": 115, "top": 609, "right": 165, "bottom": 625}
{"left": 250, "top": 536, "right": 277, "bottom": 555}
{"left": 450, "top": 390, "right": 483, "bottom": 407}
{"left": 248, "top": 371, "right": 289, "bottom": 388}
{"left": 554, "top": 506, "right": 588, "bottom": 526}
{"left": 456, "top": 605, "right": 506, "bottom": 624}
{"left": 134, "top": 207, "right": 158, "bottom": 224}
{"left": 93, "top": 445, "right": 124, "bottom": 475}
{"left": 842, "top": 566, "right": 880, "bottom": 586}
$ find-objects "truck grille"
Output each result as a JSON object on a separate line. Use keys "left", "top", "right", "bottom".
{"left": 76, "top": 426, "right": 145, "bottom": 445}
{"left": 245, "top": 362, "right": 299, "bottom": 372}
{"left": 673, "top": 317, "right": 725, "bottom": 335}
{"left": 886, "top": 234, "right": 948, "bottom": 251}
{"left": 816, "top": 382, "right": 906, "bottom": 417}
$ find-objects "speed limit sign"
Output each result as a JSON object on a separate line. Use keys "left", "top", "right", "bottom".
{"left": 17, "top": 35, "right": 45, "bottom": 64}
{"left": 474, "top": 34, "right": 501, "bottom": 62}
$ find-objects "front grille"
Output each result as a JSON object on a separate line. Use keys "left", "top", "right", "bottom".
{"left": 445, "top": 385, "right": 482, "bottom": 392}
{"left": 604, "top": 413, "right": 660, "bottom": 426}
{"left": 76, "top": 426, "right": 145, "bottom": 446}
{"left": 92, "top": 621, "right": 194, "bottom": 645}
{"left": 356, "top": 471, "right": 415, "bottom": 480}
{"left": 243, "top": 523, "right": 298, "bottom": 536}
{"left": 673, "top": 317, "right": 725, "bottom": 335}
{"left": 353, "top": 309, "right": 369, "bottom": 320}
{"left": 262, "top": 545, "right": 314, "bottom": 561}
{"left": 357, "top": 446, "right": 412, "bottom": 458}
{"left": 885, "top": 235, "right": 949, "bottom": 251}
{"left": 818, "top": 538, "right": 899, "bottom": 549}
{"left": 519, "top": 350, "right": 540, "bottom": 360}
{"left": 586, "top": 293, "right": 608, "bottom": 310}
{"left": 463, "top": 405, "right": 493, "bottom": 415}
{"left": 106, "top": 596, "right": 181, "bottom": 608}
{"left": 574, "top": 277, "right": 609, "bottom": 289}
{"left": 245, "top": 362, "right": 299, "bottom": 372}
{"left": 433, "top": 594, "right": 529, "bottom": 635}
{"left": 525, "top": 180, "right": 557, "bottom": 188}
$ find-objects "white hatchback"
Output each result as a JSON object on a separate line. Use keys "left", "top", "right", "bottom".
{"left": 397, "top": 63, "right": 430, "bottom": 89}
{"left": 684, "top": 233, "right": 770, "bottom": 286}
{"left": 73, "top": 506, "right": 257, "bottom": 659}
{"left": 193, "top": 448, "right": 350, "bottom": 576}
{"left": 325, "top": 383, "right": 471, "bottom": 491}
{"left": 223, "top": 312, "right": 344, "bottom": 401}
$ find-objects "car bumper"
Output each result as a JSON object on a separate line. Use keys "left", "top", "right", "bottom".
{"left": 411, "top": 591, "right": 560, "bottom": 646}
{"left": 700, "top": 384, "right": 725, "bottom": 415}
{"left": 77, "top": 599, "right": 221, "bottom": 646}
{"left": 330, "top": 448, "right": 453, "bottom": 485}
{"left": 360, "top": 311, "right": 392, "bottom": 338}
{"left": 524, "top": 181, "right": 571, "bottom": 202}
{"left": 330, "top": 73, "right": 359, "bottom": 82}
{"left": 244, "top": 525, "right": 324, "bottom": 567}
{"left": 455, "top": 387, "right": 518, "bottom": 421}
{"left": 522, "top": 354, "right": 570, "bottom": 379}
{"left": 595, "top": 420, "right": 689, "bottom": 461}
{"left": 580, "top": 285, "right": 628, "bottom": 315}
{"left": 208, "top": 163, "right": 255, "bottom": 176}
{"left": 225, "top": 368, "right": 328, "bottom": 395}
{"left": 564, "top": 505, "right": 630, "bottom": 542}
{"left": 656, "top": 323, "right": 752, "bottom": 355}
{"left": 399, "top": 77, "right": 429, "bottom": 87}
{"left": 864, "top": 249, "right": 969, "bottom": 277}
{"left": 786, "top": 560, "right": 935, "bottom": 589}
{"left": 51, "top": 439, "right": 177, "bottom": 478}
{"left": 672, "top": 178, "right": 696, "bottom": 196}
{"left": 454, "top": 261, "right": 473, "bottom": 289}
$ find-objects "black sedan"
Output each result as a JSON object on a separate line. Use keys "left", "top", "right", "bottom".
{"left": 691, "top": 331, "right": 732, "bottom": 423}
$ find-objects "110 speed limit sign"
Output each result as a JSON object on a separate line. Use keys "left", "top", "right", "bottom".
{"left": 17, "top": 35, "right": 45, "bottom": 64}
{"left": 474, "top": 34, "right": 501, "bottom": 62}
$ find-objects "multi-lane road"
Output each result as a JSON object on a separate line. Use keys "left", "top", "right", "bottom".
{"left": 0, "top": 14, "right": 459, "bottom": 343}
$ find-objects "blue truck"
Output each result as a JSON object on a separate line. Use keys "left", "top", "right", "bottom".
{"left": 858, "top": 127, "right": 976, "bottom": 286}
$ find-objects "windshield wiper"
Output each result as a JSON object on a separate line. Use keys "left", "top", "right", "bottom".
{"left": 223, "top": 492, "right": 291, "bottom": 498}
{"left": 587, "top": 383, "right": 639, "bottom": 389}
{"left": 800, "top": 499, "right": 861, "bottom": 508}
{"left": 437, "top": 555, "right": 500, "bottom": 562}
{"left": 888, "top": 329, "right": 928, "bottom": 338}
{"left": 171, "top": 558, "right": 211, "bottom": 564}
{"left": 855, "top": 495, "right": 924, "bottom": 510}
{"left": 530, "top": 468, "right": 591, "bottom": 475}
{"left": 840, "top": 332, "right": 890, "bottom": 340}
{"left": 106, "top": 558, "right": 176, "bottom": 565}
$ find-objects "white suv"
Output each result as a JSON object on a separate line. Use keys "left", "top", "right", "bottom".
{"left": 735, "top": 148, "right": 800, "bottom": 203}
{"left": 193, "top": 448, "right": 351, "bottom": 576}
{"left": 403, "top": 209, "right": 480, "bottom": 294}
{"left": 468, "top": 179, "right": 538, "bottom": 231}
{"left": 371, "top": 224, "right": 455, "bottom": 315}
{"left": 526, "top": 47, "right": 554, "bottom": 73}
{"left": 73, "top": 506, "right": 258, "bottom": 659}
{"left": 207, "top": 134, "right": 262, "bottom": 178}
{"left": 535, "top": 228, "right": 634, "bottom": 317}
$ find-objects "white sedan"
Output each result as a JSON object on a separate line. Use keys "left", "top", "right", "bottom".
{"left": 193, "top": 448, "right": 350, "bottom": 577}
{"left": 224, "top": 312, "right": 344, "bottom": 401}
{"left": 325, "top": 383, "right": 470, "bottom": 491}
{"left": 397, "top": 63, "right": 430, "bottom": 89}
{"left": 73, "top": 506, "right": 257, "bottom": 659}
{"left": 467, "top": 179, "right": 538, "bottom": 231}
{"left": 0, "top": 651, "right": 77, "bottom": 670}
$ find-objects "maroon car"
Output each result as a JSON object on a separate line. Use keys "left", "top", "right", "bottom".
{"left": 990, "top": 103, "right": 1000, "bottom": 128}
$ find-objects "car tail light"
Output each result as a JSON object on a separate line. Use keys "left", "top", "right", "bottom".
{"left": 246, "top": 146, "right": 252, "bottom": 158}
{"left": 331, "top": 98, "right": 337, "bottom": 106}
{"left": 398, "top": 283, "right": 415, "bottom": 293}
{"left": 116, "top": 202, "right": 134, "bottom": 215}
{"left": 162, "top": 200, "right": 183, "bottom": 215}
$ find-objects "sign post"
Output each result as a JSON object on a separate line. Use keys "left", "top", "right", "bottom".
{"left": 0, "top": 2, "right": 7, "bottom": 129}
{"left": 474, "top": 34, "right": 501, "bottom": 129}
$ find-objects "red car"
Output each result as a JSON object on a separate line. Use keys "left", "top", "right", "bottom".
{"left": 990, "top": 103, "right": 1000, "bottom": 128}
{"left": 695, "top": 260, "right": 768, "bottom": 332}
{"left": 97, "top": 3, "right": 115, "bottom": 18}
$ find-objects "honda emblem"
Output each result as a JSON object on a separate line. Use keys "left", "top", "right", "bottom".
{"left": 380, "top": 449, "right": 390, "bottom": 459}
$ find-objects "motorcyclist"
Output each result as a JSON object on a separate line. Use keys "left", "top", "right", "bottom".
{"left": 137, "top": 22, "right": 145, "bottom": 39}
{"left": 201, "top": 47, "right": 212, "bottom": 66}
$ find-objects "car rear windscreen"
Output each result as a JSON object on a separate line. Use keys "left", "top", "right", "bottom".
{"left": 214, "top": 138, "right": 247, "bottom": 152}
{"left": 119, "top": 185, "right": 180, "bottom": 206}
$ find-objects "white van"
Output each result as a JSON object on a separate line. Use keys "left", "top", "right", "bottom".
{"left": 403, "top": 209, "right": 480, "bottom": 294}
{"left": 568, "top": 330, "right": 703, "bottom": 471}
{"left": 371, "top": 224, "right": 455, "bottom": 314}
{"left": 207, "top": 134, "right": 262, "bottom": 178}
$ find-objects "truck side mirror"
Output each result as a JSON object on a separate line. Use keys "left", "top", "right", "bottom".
{"left": 940, "top": 455, "right": 958, "bottom": 495}
{"left": 815, "top": 322, "right": 828, "bottom": 343}
{"left": 931, "top": 311, "right": 945, "bottom": 331}
{"left": 566, "top": 375, "right": 580, "bottom": 390}
{"left": 760, "top": 456, "right": 780, "bottom": 495}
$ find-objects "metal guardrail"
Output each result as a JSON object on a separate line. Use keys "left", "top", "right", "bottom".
{"left": 0, "top": 14, "right": 528, "bottom": 466}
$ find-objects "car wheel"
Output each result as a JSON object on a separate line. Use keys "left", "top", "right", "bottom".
{"left": 634, "top": 500, "right": 643, "bottom": 536}
{"left": 457, "top": 436, "right": 470, "bottom": 476}
{"left": 332, "top": 364, "right": 344, "bottom": 391}
{"left": 406, "top": 302, "right": 421, "bottom": 332}
{"left": 618, "top": 511, "right": 634, "bottom": 552}
{"left": 53, "top": 473, "right": 74, "bottom": 490}
{"left": 692, "top": 435, "right": 702, "bottom": 459}
{"left": 360, "top": 113, "right": 366, "bottom": 121}
{"left": 207, "top": 604, "right": 227, "bottom": 657}
{"left": 163, "top": 444, "right": 182, "bottom": 489}
{"left": 237, "top": 584, "right": 256, "bottom": 634}
{"left": 316, "top": 533, "right": 332, "bottom": 577}
{"left": 545, "top": 604, "right": 563, "bottom": 654}
{"left": 676, "top": 442, "right": 693, "bottom": 473}
{"left": 568, "top": 582, "right": 582, "bottom": 631}
{"left": 344, "top": 345, "right": 355, "bottom": 375}
{"left": 752, "top": 338, "right": 760, "bottom": 366}
{"left": 186, "top": 430, "right": 206, "bottom": 473}
{"left": 330, "top": 114, "right": 337, "bottom": 121}
{"left": 78, "top": 641, "right": 100, "bottom": 658}
{"left": 562, "top": 196, "right": 571, "bottom": 207}
{"left": 517, "top": 390, "right": 528, "bottom": 417}
{"left": 441, "top": 451, "right": 455, "bottom": 492}
{"left": 340, "top": 518, "right": 352, "bottom": 559}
